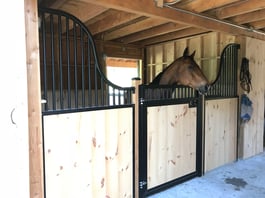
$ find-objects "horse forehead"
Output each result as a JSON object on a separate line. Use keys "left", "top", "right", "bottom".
{"left": 178, "top": 57, "right": 200, "bottom": 69}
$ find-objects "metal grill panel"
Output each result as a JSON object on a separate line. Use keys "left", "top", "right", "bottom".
{"left": 39, "top": 8, "right": 134, "bottom": 113}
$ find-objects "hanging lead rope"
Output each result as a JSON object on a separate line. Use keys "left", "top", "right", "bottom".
{"left": 240, "top": 57, "right": 252, "bottom": 93}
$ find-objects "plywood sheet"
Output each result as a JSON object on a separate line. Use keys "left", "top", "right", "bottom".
{"left": 205, "top": 98, "right": 238, "bottom": 172}
{"left": 238, "top": 37, "right": 265, "bottom": 159}
{"left": 43, "top": 107, "right": 133, "bottom": 198}
{"left": 147, "top": 104, "right": 197, "bottom": 189}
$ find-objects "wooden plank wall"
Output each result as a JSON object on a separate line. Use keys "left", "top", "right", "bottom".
{"left": 237, "top": 37, "right": 265, "bottom": 159}
{"left": 146, "top": 32, "right": 235, "bottom": 84}
{"left": 43, "top": 108, "right": 133, "bottom": 198}
{"left": 205, "top": 98, "right": 238, "bottom": 172}
{"left": 147, "top": 104, "right": 197, "bottom": 189}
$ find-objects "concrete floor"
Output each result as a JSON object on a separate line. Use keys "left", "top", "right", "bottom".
{"left": 148, "top": 151, "right": 265, "bottom": 198}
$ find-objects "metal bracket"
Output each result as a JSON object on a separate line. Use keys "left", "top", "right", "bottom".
{"left": 189, "top": 99, "right": 198, "bottom": 108}
{"left": 140, "top": 97, "right": 144, "bottom": 105}
{"left": 139, "top": 181, "right": 147, "bottom": 189}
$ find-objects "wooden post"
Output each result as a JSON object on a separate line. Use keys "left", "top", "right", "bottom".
{"left": 25, "top": 0, "right": 44, "bottom": 197}
{"left": 132, "top": 77, "right": 141, "bottom": 198}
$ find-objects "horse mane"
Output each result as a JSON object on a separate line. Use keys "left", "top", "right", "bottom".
{"left": 149, "top": 66, "right": 170, "bottom": 85}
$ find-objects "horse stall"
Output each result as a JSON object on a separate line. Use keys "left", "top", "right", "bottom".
{"left": 39, "top": 8, "right": 135, "bottom": 197}
{"left": 139, "top": 36, "right": 240, "bottom": 197}
{"left": 37, "top": 6, "right": 261, "bottom": 198}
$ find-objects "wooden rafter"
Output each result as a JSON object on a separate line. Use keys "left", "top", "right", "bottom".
{"left": 82, "top": 0, "right": 265, "bottom": 41}
{"left": 104, "top": 17, "right": 167, "bottom": 41}
{"left": 87, "top": 10, "right": 140, "bottom": 35}
{"left": 215, "top": 0, "right": 265, "bottom": 19}
{"left": 119, "top": 22, "right": 187, "bottom": 43}
{"left": 229, "top": 8, "right": 265, "bottom": 24}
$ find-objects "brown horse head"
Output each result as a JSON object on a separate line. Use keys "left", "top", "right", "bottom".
{"left": 152, "top": 47, "right": 210, "bottom": 94}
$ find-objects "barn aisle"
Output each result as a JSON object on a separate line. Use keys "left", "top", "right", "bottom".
{"left": 148, "top": 151, "right": 265, "bottom": 198}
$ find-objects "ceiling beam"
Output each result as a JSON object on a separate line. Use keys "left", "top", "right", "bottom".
{"left": 81, "top": 0, "right": 265, "bottom": 41}
{"left": 229, "top": 8, "right": 265, "bottom": 24}
{"left": 141, "top": 27, "right": 209, "bottom": 46}
{"left": 177, "top": 0, "right": 241, "bottom": 12}
{"left": 87, "top": 10, "right": 140, "bottom": 35}
{"left": 104, "top": 18, "right": 167, "bottom": 41}
{"left": 215, "top": 0, "right": 265, "bottom": 19}
{"left": 61, "top": 2, "right": 108, "bottom": 22}
{"left": 249, "top": 20, "right": 265, "bottom": 30}
{"left": 119, "top": 22, "right": 187, "bottom": 43}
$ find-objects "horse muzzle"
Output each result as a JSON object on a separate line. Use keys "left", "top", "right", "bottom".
{"left": 197, "top": 84, "right": 211, "bottom": 95}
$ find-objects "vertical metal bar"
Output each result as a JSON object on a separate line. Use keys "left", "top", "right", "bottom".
{"left": 66, "top": 17, "right": 71, "bottom": 109}
{"left": 112, "top": 87, "right": 115, "bottom": 105}
{"left": 41, "top": 12, "right": 48, "bottom": 111}
{"left": 107, "top": 85, "right": 110, "bottom": 105}
{"left": 87, "top": 41, "right": 92, "bottom": 106}
{"left": 101, "top": 78, "right": 104, "bottom": 105}
{"left": 50, "top": 14, "right": 56, "bottom": 110}
{"left": 94, "top": 48, "right": 98, "bottom": 106}
{"left": 118, "top": 90, "right": 121, "bottom": 105}
{"left": 234, "top": 46, "right": 238, "bottom": 96}
{"left": 73, "top": 22, "right": 78, "bottom": 108}
{"left": 80, "top": 28, "right": 85, "bottom": 107}
{"left": 226, "top": 48, "right": 229, "bottom": 96}
{"left": 58, "top": 15, "right": 63, "bottom": 110}
{"left": 138, "top": 85, "right": 148, "bottom": 197}
{"left": 229, "top": 47, "right": 232, "bottom": 96}
{"left": 232, "top": 46, "right": 235, "bottom": 96}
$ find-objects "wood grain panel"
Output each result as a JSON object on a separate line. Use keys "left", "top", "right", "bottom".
{"left": 147, "top": 104, "right": 197, "bottom": 189}
{"left": 237, "top": 37, "right": 265, "bottom": 159}
{"left": 205, "top": 98, "right": 238, "bottom": 172}
{"left": 43, "top": 108, "right": 133, "bottom": 198}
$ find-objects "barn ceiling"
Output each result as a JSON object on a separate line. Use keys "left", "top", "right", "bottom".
{"left": 39, "top": 0, "right": 265, "bottom": 46}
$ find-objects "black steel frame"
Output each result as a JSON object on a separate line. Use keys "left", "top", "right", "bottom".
{"left": 137, "top": 43, "right": 240, "bottom": 197}
{"left": 138, "top": 85, "right": 203, "bottom": 197}
{"left": 39, "top": 7, "right": 134, "bottom": 114}
{"left": 206, "top": 43, "right": 240, "bottom": 98}
{"left": 39, "top": 7, "right": 136, "bottom": 198}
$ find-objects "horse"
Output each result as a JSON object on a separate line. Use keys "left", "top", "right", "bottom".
{"left": 150, "top": 47, "right": 210, "bottom": 95}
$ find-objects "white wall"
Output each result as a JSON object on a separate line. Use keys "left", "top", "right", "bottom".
{"left": 0, "top": 1, "right": 30, "bottom": 198}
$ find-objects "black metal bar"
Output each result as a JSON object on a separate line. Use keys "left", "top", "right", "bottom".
{"left": 58, "top": 15, "right": 64, "bottom": 110}
{"left": 118, "top": 90, "right": 121, "bottom": 105}
{"left": 66, "top": 17, "right": 71, "bottom": 109}
{"left": 138, "top": 85, "right": 148, "bottom": 198}
{"left": 206, "top": 43, "right": 240, "bottom": 98}
{"left": 87, "top": 41, "right": 92, "bottom": 106}
{"left": 41, "top": 12, "right": 48, "bottom": 111}
{"left": 94, "top": 58, "right": 98, "bottom": 106}
{"left": 73, "top": 22, "right": 78, "bottom": 108}
{"left": 112, "top": 88, "right": 115, "bottom": 105}
{"left": 101, "top": 78, "right": 104, "bottom": 105}
{"left": 39, "top": 7, "right": 134, "bottom": 113}
{"left": 80, "top": 29, "right": 85, "bottom": 107}
{"left": 50, "top": 14, "right": 56, "bottom": 110}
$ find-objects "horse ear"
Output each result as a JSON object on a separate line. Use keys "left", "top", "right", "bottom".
{"left": 183, "top": 47, "right": 189, "bottom": 57}
{"left": 190, "top": 50, "right": 196, "bottom": 58}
